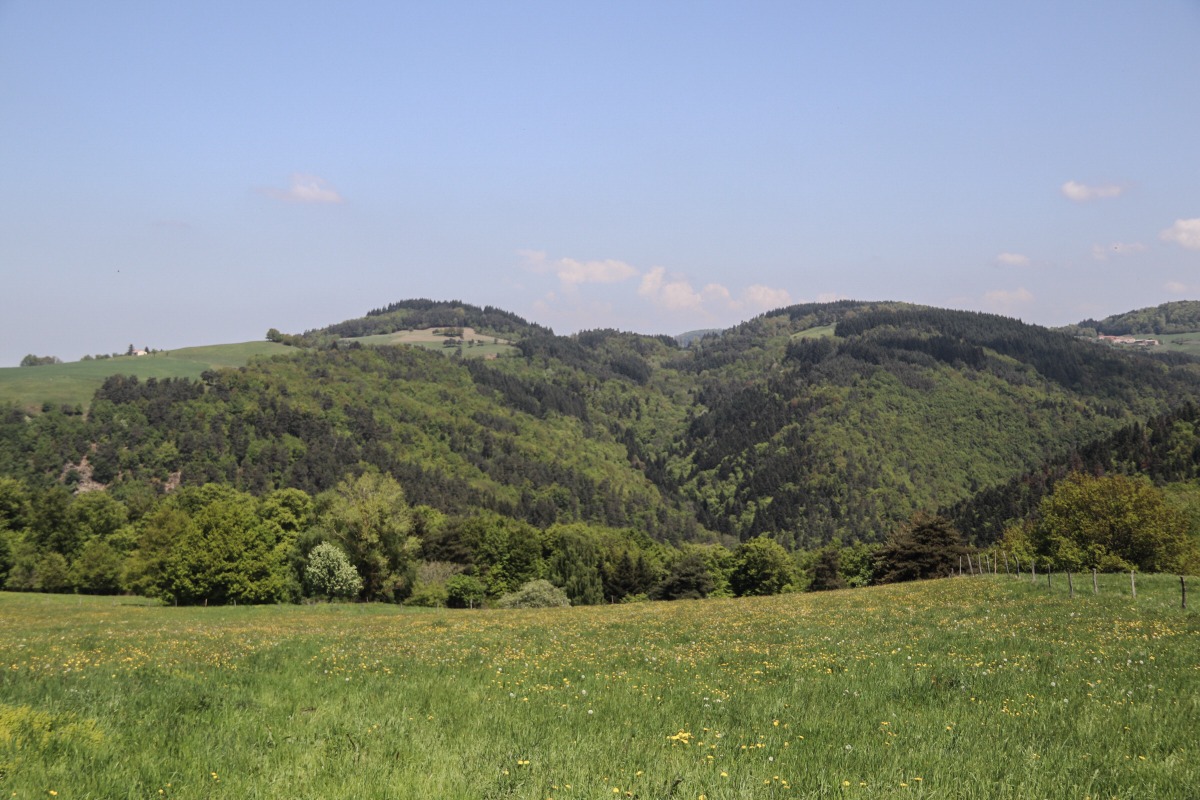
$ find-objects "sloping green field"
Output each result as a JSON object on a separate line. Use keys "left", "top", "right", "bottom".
{"left": 341, "top": 327, "right": 518, "bottom": 358}
{"left": 0, "top": 342, "right": 292, "bottom": 412}
{"left": 1155, "top": 333, "right": 1200, "bottom": 357}
{"left": 0, "top": 575, "right": 1195, "bottom": 798}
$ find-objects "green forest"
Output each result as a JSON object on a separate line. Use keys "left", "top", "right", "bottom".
{"left": 2, "top": 298, "right": 1199, "bottom": 606}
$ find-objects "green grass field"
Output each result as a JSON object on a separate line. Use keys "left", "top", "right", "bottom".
{"left": 341, "top": 327, "right": 518, "bottom": 359}
{"left": 790, "top": 325, "right": 837, "bottom": 340}
{"left": 0, "top": 342, "right": 292, "bottom": 412}
{"left": 1, "top": 575, "right": 1195, "bottom": 798}
{"left": 1152, "top": 333, "right": 1200, "bottom": 358}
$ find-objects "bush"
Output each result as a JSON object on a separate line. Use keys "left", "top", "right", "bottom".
{"left": 405, "top": 582, "right": 449, "bottom": 608}
{"left": 304, "top": 542, "right": 364, "bottom": 600}
{"left": 497, "top": 579, "right": 570, "bottom": 609}
{"left": 445, "top": 574, "right": 486, "bottom": 608}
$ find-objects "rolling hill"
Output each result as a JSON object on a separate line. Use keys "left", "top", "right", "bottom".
{"left": 0, "top": 342, "right": 292, "bottom": 413}
{"left": 4, "top": 298, "right": 1200, "bottom": 548}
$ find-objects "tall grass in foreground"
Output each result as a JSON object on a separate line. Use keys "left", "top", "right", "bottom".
{"left": 1, "top": 575, "right": 1196, "bottom": 799}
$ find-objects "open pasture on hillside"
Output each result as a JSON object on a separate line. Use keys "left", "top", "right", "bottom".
{"left": 1, "top": 576, "right": 1195, "bottom": 799}
{"left": 0, "top": 342, "right": 291, "bottom": 412}
{"left": 342, "top": 326, "right": 517, "bottom": 358}
{"left": 1154, "top": 333, "right": 1200, "bottom": 358}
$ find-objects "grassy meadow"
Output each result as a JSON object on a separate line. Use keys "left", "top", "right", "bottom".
{"left": 1153, "top": 333, "right": 1200, "bottom": 358}
{"left": 0, "top": 343, "right": 292, "bottom": 412}
{"left": 1, "top": 575, "right": 1196, "bottom": 799}
{"left": 342, "top": 327, "right": 518, "bottom": 358}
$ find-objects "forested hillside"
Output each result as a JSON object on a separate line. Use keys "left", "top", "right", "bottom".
{"left": 1083, "top": 299, "right": 1200, "bottom": 335}
{"left": 3, "top": 298, "right": 1200, "bottom": 603}
{"left": 946, "top": 400, "right": 1200, "bottom": 543}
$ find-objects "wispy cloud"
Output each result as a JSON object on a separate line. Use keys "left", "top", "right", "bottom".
{"left": 519, "top": 250, "right": 639, "bottom": 288}
{"left": 1061, "top": 180, "right": 1123, "bottom": 202}
{"left": 1090, "top": 241, "right": 1146, "bottom": 261}
{"left": 262, "top": 174, "right": 344, "bottom": 204}
{"left": 995, "top": 252, "right": 1031, "bottom": 267}
{"left": 1160, "top": 218, "right": 1200, "bottom": 251}
{"left": 982, "top": 287, "right": 1034, "bottom": 315}
{"left": 1165, "top": 281, "right": 1193, "bottom": 295}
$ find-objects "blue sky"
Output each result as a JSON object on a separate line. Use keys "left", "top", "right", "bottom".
{"left": 2, "top": 1, "right": 1198, "bottom": 365}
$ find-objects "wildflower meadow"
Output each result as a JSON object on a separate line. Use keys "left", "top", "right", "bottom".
{"left": 1, "top": 573, "right": 1196, "bottom": 798}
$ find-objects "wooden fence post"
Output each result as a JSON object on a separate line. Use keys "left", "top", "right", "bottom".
{"left": 1067, "top": 570, "right": 1074, "bottom": 599}
{"left": 1047, "top": 569, "right": 1051, "bottom": 589}
{"left": 1092, "top": 568, "right": 1098, "bottom": 595}
{"left": 1130, "top": 570, "right": 1136, "bottom": 599}
{"left": 1181, "top": 576, "right": 1187, "bottom": 610}
{"left": 959, "top": 555, "right": 963, "bottom": 577}
{"left": 1031, "top": 560, "right": 1036, "bottom": 584}
{"left": 1004, "top": 552, "right": 1010, "bottom": 576}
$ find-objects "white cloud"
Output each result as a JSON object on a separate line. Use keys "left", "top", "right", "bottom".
{"left": 741, "top": 284, "right": 792, "bottom": 310}
{"left": 1160, "top": 218, "right": 1200, "bottom": 251}
{"left": 557, "top": 258, "right": 639, "bottom": 286}
{"left": 701, "top": 283, "right": 732, "bottom": 303}
{"left": 518, "top": 250, "right": 638, "bottom": 288}
{"left": 1061, "top": 180, "right": 1123, "bottom": 202}
{"left": 982, "top": 287, "right": 1034, "bottom": 315}
{"left": 816, "top": 292, "right": 849, "bottom": 304}
{"left": 638, "top": 267, "right": 704, "bottom": 311}
{"left": 263, "top": 174, "right": 344, "bottom": 204}
{"left": 637, "top": 270, "right": 792, "bottom": 314}
{"left": 522, "top": 250, "right": 793, "bottom": 322}
{"left": 1091, "top": 241, "right": 1147, "bottom": 261}
{"left": 1165, "top": 281, "right": 1192, "bottom": 295}
{"left": 995, "top": 252, "right": 1031, "bottom": 267}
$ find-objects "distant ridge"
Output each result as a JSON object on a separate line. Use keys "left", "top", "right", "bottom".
{"left": 674, "top": 328, "right": 723, "bottom": 347}
{"left": 1081, "top": 300, "right": 1200, "bottom": 335}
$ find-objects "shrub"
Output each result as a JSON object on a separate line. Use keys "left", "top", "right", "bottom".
{"left": 304, "top": 542, "right": 363, "bottom": 600}
{"left": 497, "top": 579, "right": 570, "bottom": 609}
{"left": 405, "top": 582, "right": 449, "bottom": 608}
{"left": 444, "top": 574, "right": 486, "bottom": 608}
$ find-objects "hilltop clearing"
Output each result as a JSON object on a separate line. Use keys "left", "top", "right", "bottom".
{"left": 339, "top": 326, "right": 517, "bottom": 358}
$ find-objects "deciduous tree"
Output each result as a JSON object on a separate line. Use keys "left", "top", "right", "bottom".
{"left": 321, "top": 472, "right": 414, "bottom": 601}
{"left": 730, "top": 536, "right": 795, "bottom": 596}
{"left": 1033, "top": 473, "right": 1192, "bottom": 572}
